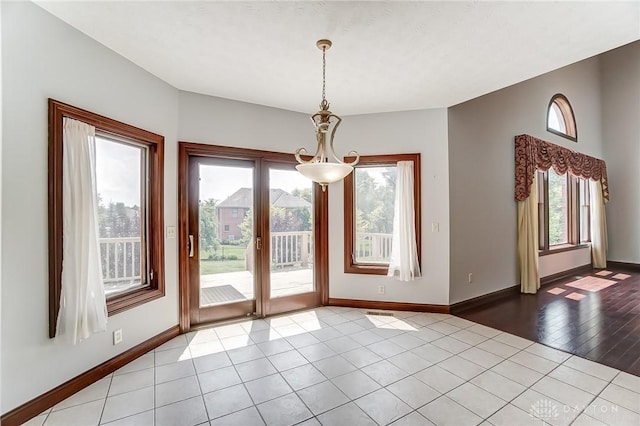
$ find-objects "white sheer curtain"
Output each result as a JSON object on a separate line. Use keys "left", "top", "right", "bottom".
{"left": 590, "top": 179, "right": 608, "bottom": 268}
{"left": 518, "top": 174, "right": 540, "bottom": 294}
{"left": 56, "top": 118, "right": 108, "bottom": 345}
{"left": 388, "top": 161, "right": 421, "bottom": 281}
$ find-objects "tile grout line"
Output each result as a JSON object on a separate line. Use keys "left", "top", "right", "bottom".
{"left": 48, "top": 308, "right": 637, "bottom": 426}
{"left": 190, "top": 343, "right": 214, "bottom": 425}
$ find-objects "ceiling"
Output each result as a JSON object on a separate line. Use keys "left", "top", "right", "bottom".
{"left": 36, "top": 1, "right": 640, "bottom": 116}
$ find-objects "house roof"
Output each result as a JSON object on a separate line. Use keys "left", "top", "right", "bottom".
{"left": 218, "top": 188, "right": 311, "bottom": 209}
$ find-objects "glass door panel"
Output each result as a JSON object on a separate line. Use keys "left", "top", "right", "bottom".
{"left": 189, "top": 158, "right": 257, "bottom": 325}
{"left": 199, "top": 163, "right": 255, "bottom": 306}
{"left": 268, "top": 168, "right": 315, "bottom": 298}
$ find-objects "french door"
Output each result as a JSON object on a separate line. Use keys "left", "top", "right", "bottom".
{"left": 178, "top": 143, "right": 328, "bottom": 330}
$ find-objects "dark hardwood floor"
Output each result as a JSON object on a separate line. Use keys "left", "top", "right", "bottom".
{"left": 457, "top": 267, "right": 640, "bottom": 376}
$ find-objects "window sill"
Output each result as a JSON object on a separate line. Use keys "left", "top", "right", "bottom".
{"left": 539, "top": 243, "right": 590, "bottom": 257}
{"left": 345, "top": 263, "right": 389, "bottom": 276}
{"left": 107, "top": 286, "right": 165, "bottom": 316}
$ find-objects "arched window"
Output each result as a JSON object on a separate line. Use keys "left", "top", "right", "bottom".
{"left": 547, "top": 94, "right": 577, "bottom": 141}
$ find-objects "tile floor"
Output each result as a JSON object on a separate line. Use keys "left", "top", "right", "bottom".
{"left": 25, "top": 307, "right": 640, "bottom": 426}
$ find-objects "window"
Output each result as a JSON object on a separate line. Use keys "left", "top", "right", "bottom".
{"left": 344, "top": 153, "right": 421, "bottom": 275}
{"left": 537, "top": 169, "right": 589, "bottom": 253}
{"left": 547, "top": 94, "right": 577, "bottom": 142}
{"left": 96, "top": 135, "right": 148, "bottom": 298}
{"left": 224, "top": 225, "right": 230, "bottom": 232}
{"left": 48, "top": 99, "right": 165, "bottom": 337}
{"left": 232, "top": 208, "right": 239, "bottom": 218}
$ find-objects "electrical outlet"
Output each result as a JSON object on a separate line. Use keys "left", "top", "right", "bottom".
{"left": 378, "top": 285, "right": 385, "bottom": 294}
{"left": 468, "top": 273, "right": 473, "bottom": 284}
{"left": 113, "top": 329, "right": 123, "bottom": 345}
{"left": 431, "top": 222, "right": 439, "bottom": 232}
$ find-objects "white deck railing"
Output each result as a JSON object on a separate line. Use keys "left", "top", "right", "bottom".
{"left": 99, "top": 237, "right": 141, "bottom": 283}
{"left": 271, "top": 231, "right": 313, "bottom": 268}
{"left": 355, "top": 232, "right": 393, "bottom": 263}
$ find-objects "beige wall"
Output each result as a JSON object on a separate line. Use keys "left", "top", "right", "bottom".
{"left": 447, "top": 56, "right": 604, "bottom": 304}
{"left": 600, "top": 41, "right": 640, "bottom": 263}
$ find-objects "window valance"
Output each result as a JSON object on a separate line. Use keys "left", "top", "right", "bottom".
{"left": 515, "top": 134, "right": 609, "bottom": 202}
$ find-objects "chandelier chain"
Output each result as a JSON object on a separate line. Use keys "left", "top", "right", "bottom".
{"left": 322, "top": 47, "right": 326, "bottom": 102}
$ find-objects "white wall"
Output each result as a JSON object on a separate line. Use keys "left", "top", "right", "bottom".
{"left": 447, "top": 56, "right": 604, "bottom": 304}
{"left": 1, "top": 2, "right": 179, "bottom": 412}
{"left": 600, "top": 41, "right": 640, "bottom": 263}
{"left": 328, "top": 110, "right": 450, "bottom": 306}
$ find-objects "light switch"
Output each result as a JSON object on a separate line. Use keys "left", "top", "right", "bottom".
{"left": 166, "top": 226, "right": 176, "bottom": 239}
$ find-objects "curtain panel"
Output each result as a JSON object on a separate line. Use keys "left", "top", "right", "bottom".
{"left": 518, "top": 174, "right": 540, "bottom": 293}
{"left": 388, "top": 161, "right": 421, "bottom": 281}
{"left": 57, "top": 118, "right": 108, "bottom": 345}
{"left": 590, "top": 179, "right": 608, "bottom": 268}
{"left": 515, "top": 134, "right": 609, "bottom": 202}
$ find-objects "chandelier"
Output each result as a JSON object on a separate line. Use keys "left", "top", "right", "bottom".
{"left": 295, "top": 39, "right": 359, "bottom": 191}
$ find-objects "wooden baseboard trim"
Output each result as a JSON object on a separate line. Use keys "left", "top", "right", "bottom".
{"left": 449, "top": 285, "right": 520, "bottom": 314}
{"left": 1, "top": 325, "right": 179, "bottom": 426}
{"left": 606, "top": 261, "right": 640, "bottom": 272}
{"left": 328, "top": 298, "right": 450, "bottom": 314}
{"left": 540, "top": 264, "right": 592, "bottom": 286}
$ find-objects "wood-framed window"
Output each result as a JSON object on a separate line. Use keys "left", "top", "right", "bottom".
{"left": 537, "top": 169, "right": 590, "bottom": 254}
{"left": 48, "top": 99, "right": 165, "bottom": 338}
{"left": 344, "top": 153, "right": 421, "bottom": 275}
{"left": 547, "top": 93, "right": 577, "bottom": 142}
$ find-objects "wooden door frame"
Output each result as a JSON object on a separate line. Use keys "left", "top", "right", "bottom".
{"left": 178, "top": 142, "right": 329, "bottom": 333}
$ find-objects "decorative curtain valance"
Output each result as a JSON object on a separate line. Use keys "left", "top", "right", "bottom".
{"left": 515, "top": 134, "right": 609, "bottom": 202}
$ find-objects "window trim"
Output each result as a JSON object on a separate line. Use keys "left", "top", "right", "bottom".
{"left": 537, "top": 169, "right": 589, "bottom": 256}
{"left": 48, "top": 99, "right": 165, "bottom": 338}
{"left": 546, "top": 93, "right": 578, "bottom": 142}
{"left": 343, "top": 153, "right": 421, "bottom": 275}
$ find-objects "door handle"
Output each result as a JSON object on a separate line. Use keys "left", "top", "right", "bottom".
{"left": 188, "top": 235, "right": 194, "bottom": 257}
{"left": 256, "top": 237, "right": 262, "bottom": 251}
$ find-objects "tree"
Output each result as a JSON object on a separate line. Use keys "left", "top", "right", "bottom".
{"left": 239, "top": 207, "right": 254, "bottom": 245}
{"left": 199, "top": 199, "right": 220, "bottom": 255}
{"left": 96, "top": 195, "right": 142, "bottom": 280}
{"left": 292, "top": 187, "right": 312, "bottom": 203}
{"left": 353, "top": 167, "right": 397, "bottom": 235}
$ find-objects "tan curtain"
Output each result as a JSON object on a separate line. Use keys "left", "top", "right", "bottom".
{"left": 590, "top": 179, "right": 608, "bottom": 268}
{"left": 518, "top": 174, "right": 540, "bottom": 294}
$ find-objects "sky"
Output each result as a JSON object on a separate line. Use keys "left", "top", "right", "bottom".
{"left": 94, "top": 137, "right": 384, "bottom": 206}
{"left": 199, "top": 164, "right": 313, "bottom": 202}
{"left": 95, "top": 136, "right": 142, "bottom": 207}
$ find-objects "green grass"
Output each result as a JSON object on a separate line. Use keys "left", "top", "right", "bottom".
{"left": 201, "top": 244, "right": 246, "bottom": 260}
{"left": 200, "top": 259, "right": 246, "bottom": 275}
{"left": 199, "top": 244, "right": 248, "bottom": 274}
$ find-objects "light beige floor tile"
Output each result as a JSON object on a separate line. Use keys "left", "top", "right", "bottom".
{"left": 256, "top": 393, "right": 312, "bottom": 426}
{"left": 101, "top": 387, "right": 154, "bottom": 424}
{"left": 155, "top": 396, "right": 207, "bottom": 426}
{"left": 355, "top": 388, "right": 412, "bottom": 425}
{"left": 45, "top": 400, "right": 104, "bottom": 426}
{"left": 296, "top": 381, "right": 349, "bottom": 415}
{"left": 418, "top": 396, "right": 483, "bottom": 426}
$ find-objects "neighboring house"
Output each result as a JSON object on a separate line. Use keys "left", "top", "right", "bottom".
{"left": 217, "top": 188, "right": 311, "bottom": 243}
